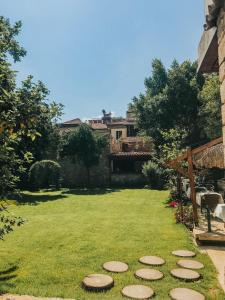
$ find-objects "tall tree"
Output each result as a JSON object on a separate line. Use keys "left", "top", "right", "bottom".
{"left": 0, "top": 16, "right": 63, "bottom": 195}
{"left": 132, "top": 59, "right": 205, "bottom": 148}
{"left": 199, "top": 74, "right": 222, "bottom": 140}
{"left": 62, "top": 124, "right": 107, "bottom": 187}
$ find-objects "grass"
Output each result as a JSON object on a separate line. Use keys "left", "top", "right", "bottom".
{"left": 0, "top": 189, "right": 223, "bottom": 300}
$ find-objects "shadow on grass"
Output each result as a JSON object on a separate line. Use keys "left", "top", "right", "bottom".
{"left": 0, "top": 265, "right": 17, "bottom": 293}
{"left": 62, "top": 188, "right": 121, "bottom": 195}
{"left": 17, "top": 193, "right": 66, "bottom": 205}
{"left": 15, "top": 188, "right": 120, "bottom": 205}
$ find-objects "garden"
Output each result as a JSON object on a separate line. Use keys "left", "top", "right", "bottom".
{"left": 1, "top": 13, "right": 225, "bottom": 300}
{"left": 0, "top": 189, "right": 223, "bottom": 299}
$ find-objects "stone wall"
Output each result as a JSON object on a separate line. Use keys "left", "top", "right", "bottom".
{"left": 60, "top": 135, "right": 111, "bottom": 188}
{"left": 217, "top": 5, "right": 225, "bottom": 163}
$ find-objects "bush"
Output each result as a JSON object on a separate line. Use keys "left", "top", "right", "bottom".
{"left": 29, "top": 160, "right": 61, "bottom": 190}
{"left": 111, "top": 173, "right": 148, "bottom": 188}
{"left": 142, "top": 160, "right": 167, "bottom": 189}
{"left": 175, "top": 205, "right": 194, "bottom": 228}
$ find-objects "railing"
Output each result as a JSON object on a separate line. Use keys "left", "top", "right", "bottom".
{"left": 110, "top": 136, "right": 152, "bottom": 154}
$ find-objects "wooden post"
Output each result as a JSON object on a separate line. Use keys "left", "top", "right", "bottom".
{"left": 177, "top": 173, "right": 184, "bottom": 223}
{"left": 187, "top": 147, "right": 198, "bottom": 225}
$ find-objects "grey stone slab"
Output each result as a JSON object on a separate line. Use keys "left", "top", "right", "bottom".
{"left": 172, "top": 250, "right": 196, "bottom": 258}
{"left": 169, "top": 288, "right": 205, "bottom": 300}
{"left": 177, "top": 259, "right": 204, "bottom": 270}
{"left": 170, "top": 268, "right": 201, "bottom": 281}
{"left": 82, "top": 274, "right": 114, "bottom": 291}
{"left": 139, "top": 256, "right": 165, "bottom": 266}
{"left": 135, "top": 268, "right": 164, "bottom": 281}
{"left": 103, "top": 261, "right": 128, "bottom": 273}
{"left": 121, "top": 285, "right": 154, "bottom": 299}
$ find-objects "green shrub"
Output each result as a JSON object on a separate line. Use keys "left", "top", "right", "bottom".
{"left": 142, "top": 160, "right": 167, "bottom": 189}
{"left": 111, "top": 173, "right": 148, "bottom": 188}
{"left": 175, "top": 205, "right": 194, "bottom": 228}
{"left": 29, "top": 160, "right": 61, "bottom": 190}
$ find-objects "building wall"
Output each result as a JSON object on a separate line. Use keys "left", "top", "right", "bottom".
{"left": 60, "top": 133, "right": 111, "bottom": 187}
{"left": 60, "top": 154, "right": 110, "bottom": 188}
{"left": 217, "top": 5, "right": 225, "bottom": 163}
{"left": 110, "top": 127, "right": 127, "bottom": 140}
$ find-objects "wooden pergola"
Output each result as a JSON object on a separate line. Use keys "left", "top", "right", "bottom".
{"left": 167, "top": 137, "right": 223, "bottom": 225}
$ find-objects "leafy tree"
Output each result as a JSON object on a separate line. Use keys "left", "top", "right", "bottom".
{"left": 199, "top": 74, "right": 222, "bottom": 140}
{"left": 0, "top": 16, "right": 63, "bottom": 195}
{"left": 132, "top": 59, "right": 204, "bottom": 148}
{"left": 142, "top": 160, "right": 166, "bottom": 189}
{"left": 159, "top": 128, "right": 187, "bottom": 162}
{"left": 0, "top": 17, "right": 30, "bottom": 196}
{"left": 0, "top": 201, "right": 24, "bottom": 240}
{"left": 15, "top": 76, "right": 63, "bottom": 162}
{"left": 62, "top": 124, "right": 107, "bottom": 187}
{"left": 144, "top": 58, "right": 167, "bottom": 96}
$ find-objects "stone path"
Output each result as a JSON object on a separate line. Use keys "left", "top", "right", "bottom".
{"left": 139, "top": 256, "right": 165, "bottom": 266}
{"left": 82, "top": 273, "right": 114, "bottom": 291}
{"left": 199, "top": 245, "right": 225, "bottom": 292}
{"left": 177, "top": 259, "right": 204, "bottom": 270}
{"left": 169, "top": 288, "right": 205, "bottom": 300}
{"left": 121, "top": 285, "right": 154, "bottom": 299}
{"left": 1, "top": 249, "right": 209, "bottom": 300}
{"left": 103, "top": 261, "right": 128, "bottom": 273}
{"left": 135, "top": 268, "right": 164, "bottom": 281}
{"left": 172, "top": 250, "right": 196, "bottom": 257}
{"left": 170, "top": 268, "right": 201, "bottom": 281}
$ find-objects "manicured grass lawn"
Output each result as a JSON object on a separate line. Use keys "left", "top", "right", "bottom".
{"left": 0, "top": 189, "right": 224, "bottom": 299}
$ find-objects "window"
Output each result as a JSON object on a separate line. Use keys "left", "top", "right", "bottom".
{"left": 116, "top": 130, "right": 122, "bottom": 140}
{"left": 127, "top": 125, "right": 136, "bottom": 137}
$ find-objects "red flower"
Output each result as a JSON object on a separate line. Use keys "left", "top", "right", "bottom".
{"left": 169, "top": 201, "right": 178, "bottom": 207}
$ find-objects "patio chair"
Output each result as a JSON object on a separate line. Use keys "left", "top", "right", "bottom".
{"left": 201, "top": 193, "right": 222, "bottom": 213}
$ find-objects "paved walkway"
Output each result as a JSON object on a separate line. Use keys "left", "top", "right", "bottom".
{"left": 199, "top": 245, "right": 225, "bottom": 292}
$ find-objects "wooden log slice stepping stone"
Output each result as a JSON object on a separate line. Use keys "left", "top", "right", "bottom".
{"left": 170, "top": 268, "right": 201, "bottom": 281}
{"left": 103, "top": 261, "right": 128, "bottom": 273}
{"left": 172, "top": 250, "right": 196, "bottom": 257}
{"left": 82, "top": 274, "right": 114, "bottom": 291}
{"left": 177, "top": 259, "right": 204, "bottom": 270}
{"left": 139, "top": 256, "right": 165, "bottom": 266}
{"left": 121, "top": 285, "right": 154, "bottom": 299}
{"left": 135, "top": 268, "right": 164, "bottom": 281}
{"left": 169, "top": 288, "right": 205, "bottom": 300}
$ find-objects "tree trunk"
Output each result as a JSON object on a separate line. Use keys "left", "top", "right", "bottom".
{"left": 87, "top": 167, "right": 90, "bottom": 188}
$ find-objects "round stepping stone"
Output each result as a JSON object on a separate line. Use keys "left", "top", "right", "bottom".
{"left": 135, "top": 268, "right": 164, "bottom": 281}
{"left": 170, "top": 288, "right": 205, "bottom": 300}
{"left": 177, "top": 259, "right": 204, "bottom": 270}
{"left": 172, "top": 250, "right": 196, "bottom": 258}
{"left": 103, "top": 261, "right": 128, "bottom": 273}
{"left": 170, "top": 268, "right": 201, "bottom": 281}
{"left": 121, "top": 285, "right": 154, "bottom": 299}
{"left": 82, "top": 274, "right": 114, "bottom": 291}
{"left": 139, "top": 256, "right": 165, "bottom": 266}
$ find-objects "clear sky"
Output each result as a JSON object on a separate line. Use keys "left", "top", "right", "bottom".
{"left": 1, "top": 0, "right": 205, "bottom": 121}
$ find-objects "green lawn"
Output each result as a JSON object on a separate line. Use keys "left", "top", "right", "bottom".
{"left": 0, "top": 189, "right": 224, "bottom": 300}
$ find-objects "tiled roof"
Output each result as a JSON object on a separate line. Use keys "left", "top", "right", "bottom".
{"left": 62, "top": 118, "right": 82, "bottom": 125}
{"left": 109, "top": 152, "right": 151, "bottom": 160}
{"left": 91, "top": 123, "right": 108, "bottom": 130}
{"left": 107, "top": 120, "right": 135, "bottom": 126}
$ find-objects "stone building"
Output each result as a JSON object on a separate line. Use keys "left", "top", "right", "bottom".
{"left": 59, "top": 110, "right": 152, "bottom": 187}
{"left": 198, "top": 0, "right": 225, "bottom": 161}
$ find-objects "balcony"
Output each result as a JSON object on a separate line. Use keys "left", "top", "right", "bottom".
{"left": 110, "top": 136, "right": 152, "bottom": 154}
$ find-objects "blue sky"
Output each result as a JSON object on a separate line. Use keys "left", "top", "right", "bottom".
{"left": 1, "top": 0, "right": 204, "bottom": 121}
